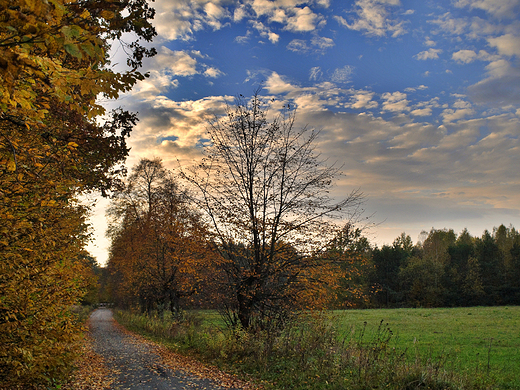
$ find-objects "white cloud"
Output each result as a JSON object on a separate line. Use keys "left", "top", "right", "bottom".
{"left": 381, "top": 91, "right": 409, "bottom": 112}
{"left": 251, "top": 20, "right": 280, "bottom": 43}
{"left": 452, "top": 49, "right": 501, "bottom": 63}
{"left": 485, "top": 59, "right": 514, "bottom": 78}
{"left": 454, "top": 0, "right": 520, "bottom": 18}
{"left": 309, "top": 66, "right": 323, "bottom": 81}
{"left": 154, "top": 48, "right": 200, "bottom": 76}
{"left": 404, "top": 85, "right": 428, "bottom": 92}
{"left": 488, "top": 34, "right": 520, "bottom": 57}
{"left": 335, "top": 0, "right": 406, "bottom": 38}
{"left": 250, "top": 0, "right": 326, "bottom": 33}
{"left": 234, "top": 4, "right": 249, "bottom": 22}
{"left": 452, "top": 49, "right": 478, "bottom": 63}
{"left": 153, "top": 0, "right": 232, "bottom": 41}
{"left": 453, "top": 99, "right": 472, "bottom": 109}
{"left": 331, "top": 65, "right": 354, "bottom": 83}
{"left": 287, "top": 35, "right": 335, "bottom": 54}
{"left": 204, "top": 67, "right": 225, "bottom": 78}
{"left": 442, "top": 106, "right": 475, "bottom": 123}
{"left": 349, "top": 91, "right": 378, "bottom": 109}
{"left": 429, "top": 13, "right": 468, "bottom": 36}
{"left": 415, "top": 48, "right": 442, "bottom": 60}
{"left": 235, "top": 30, "right": 252, "bottom": 44}
{"left": 287, "top": 39, "right": 310, "bottom": 53}
{"left": 132, "top": 72, "right": 179, "bottom": 99}
{"left": 410, "top": 108, "right": 432, "bottom": 116}
{"left": 311, "top": 35, "right": 335, "bottom": 50}
{"left": 265, "top": 72, "right": 298, "bottom": 94}
{"left": 285, "top": 6, "right": 321, "bottom": 32}
{"left": 424, "top": 37, "right": 436, "bottom": 46}
{"left": 203, "top": 2, "right": 228, "bottom": 30}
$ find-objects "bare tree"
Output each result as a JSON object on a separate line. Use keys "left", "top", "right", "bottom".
{"left": 182, "top": 92, "right": 363, "bottom": 330}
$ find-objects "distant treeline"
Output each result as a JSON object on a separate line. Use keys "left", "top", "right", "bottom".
{"left": 341, "top": 225, "right": 520, "bottom": 308}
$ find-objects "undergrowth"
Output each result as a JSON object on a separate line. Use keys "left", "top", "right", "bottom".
{"left": 114, "top": 310, "right": 498, "bottom": 390}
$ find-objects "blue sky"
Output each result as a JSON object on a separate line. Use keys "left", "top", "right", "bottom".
{"left": 88, "top": 0, "right": 520, "bottom": 265}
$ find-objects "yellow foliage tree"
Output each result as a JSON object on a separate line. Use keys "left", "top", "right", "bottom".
{"left": 0, "top": 0, "right": 155, "bottom": 387}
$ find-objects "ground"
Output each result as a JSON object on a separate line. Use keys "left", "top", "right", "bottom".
{"left": 66, "top": 308, "right": 257, "bottom": 390}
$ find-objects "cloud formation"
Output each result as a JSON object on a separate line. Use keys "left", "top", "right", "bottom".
{"left": 89, "top": 0, "right": 520, "bottom": 264}
{"left": 335, "top": 0, "right": 407, "bottom": 38}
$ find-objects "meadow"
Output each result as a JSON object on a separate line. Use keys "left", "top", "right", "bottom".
{"left": 334, "top": 307, "right": 520, "bottom": 387}
{"left": 115, "top": 306, "right": 520, "bottom": 389}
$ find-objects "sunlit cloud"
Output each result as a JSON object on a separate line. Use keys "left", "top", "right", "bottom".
{"left": 153, "top": 0, "right": 232, "bottom": 41}
{"left": 89, "top": 0, "right": 520, "bottom": 264}
{"left": 251, "top": 20, "right": 280, "bottom": 43}
{"left": 381, "top": 91, "right": 410, "bottom": 112}
{"left": 204, "top": 67, "right": 225, "bottom": 78}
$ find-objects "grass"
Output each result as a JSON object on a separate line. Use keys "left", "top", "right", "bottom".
{"left": 113, "top": 307, "right": 520, "bottom": 390}
{"left": 334, "top": 307, "right": 520, "bottom": 388}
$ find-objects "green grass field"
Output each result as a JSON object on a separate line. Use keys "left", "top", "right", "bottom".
{"left": 116, "top": 306, "right": 520, "bottom": 389}
{"left": 334, "top": 306, "right": 520, "bottom": 387}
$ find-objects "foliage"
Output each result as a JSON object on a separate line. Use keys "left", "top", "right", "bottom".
{"left": 182, "top": 92, "right": 364, "bottom": 331}
{"left": 106, "top": 158, "right": 214, "bottom": 315}
{"left": 0, "top": 0, "right": 156, "bottom": 387}
{"left": 0, "top": 0, "right": 155, "bottom": 124}
{"left": 324, "top": 223, "right": 374, "bottom": 308}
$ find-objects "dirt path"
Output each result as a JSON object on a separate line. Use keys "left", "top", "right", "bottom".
{"left": 88, "top": 308, "right": 244, "bottom": 390}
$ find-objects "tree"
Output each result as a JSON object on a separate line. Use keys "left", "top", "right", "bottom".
{"left": 325, "top": 223, "right": 373, "bottom": 308}
{"left": 107, "top": 159, "right": 212, "bottom": 315}
{"left": 0, "top": 0, "right": 155, "bottom": 125}
{"left": 0, "top": 0, "right": 156, "bottom": 386}
{"left": 475, "top": 230, "right": 503, "bottom": 304}
{"left": 182, "top": 92, "right": 363, "bottom": 330}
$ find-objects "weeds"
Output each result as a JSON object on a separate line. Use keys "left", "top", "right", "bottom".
{"left": 114, "top": 310, "right": 498, "bottom": 390}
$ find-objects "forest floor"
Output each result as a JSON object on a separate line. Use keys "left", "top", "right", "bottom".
{"left": 67, "top": 308, "right": 257, "bottom": 390}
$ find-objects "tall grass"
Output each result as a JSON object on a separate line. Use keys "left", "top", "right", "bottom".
{"left": 114, "top": 310, "right": 499, "bottom": 390}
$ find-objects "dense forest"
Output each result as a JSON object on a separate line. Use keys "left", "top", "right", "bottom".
{"left": 331, "top": 224, "right": 520, "bottom": 308}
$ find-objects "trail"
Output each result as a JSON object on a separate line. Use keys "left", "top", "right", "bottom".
{"left": 88, "top": 308, "right": 239, "bottom": 390}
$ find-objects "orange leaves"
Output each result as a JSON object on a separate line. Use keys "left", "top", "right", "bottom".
{"left": 106, "top": 159, "right": 214, "bottom": 315}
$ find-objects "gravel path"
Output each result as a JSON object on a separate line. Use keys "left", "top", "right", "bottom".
{"left": 89, "top": 308, "right": 236, "bottom": 390}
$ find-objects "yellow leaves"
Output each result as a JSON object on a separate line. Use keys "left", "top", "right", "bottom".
{"left": 99, "top": 10, "right": 115, "bottom": 20}
{"left": 41, "top": 199, "right": 57, "bottom": 207}
{"left": 6, "top": 160, "right": 16, "bottom": 171}
{"left": 80, "top": 9, "right": 90, "bottom": 19}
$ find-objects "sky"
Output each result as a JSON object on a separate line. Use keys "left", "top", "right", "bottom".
{"left": 87, "top": 0, "right": 520, "bottom": 266}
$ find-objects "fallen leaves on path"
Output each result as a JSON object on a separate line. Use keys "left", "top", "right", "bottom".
{"left": 62, "top": 321, "right": 113, "bottom": 390}
{"left": 112, "top": 320, "right": 261, "bottom": 390}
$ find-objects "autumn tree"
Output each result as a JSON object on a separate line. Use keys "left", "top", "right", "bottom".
{"left": 106, "top": 159, "right": 212, "bottom": 316}
{"left": 0, "top": 0, "right": 155, "bottom": 387}
{"left": 182, "top": 92, "right": 363, "bottom": 331}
